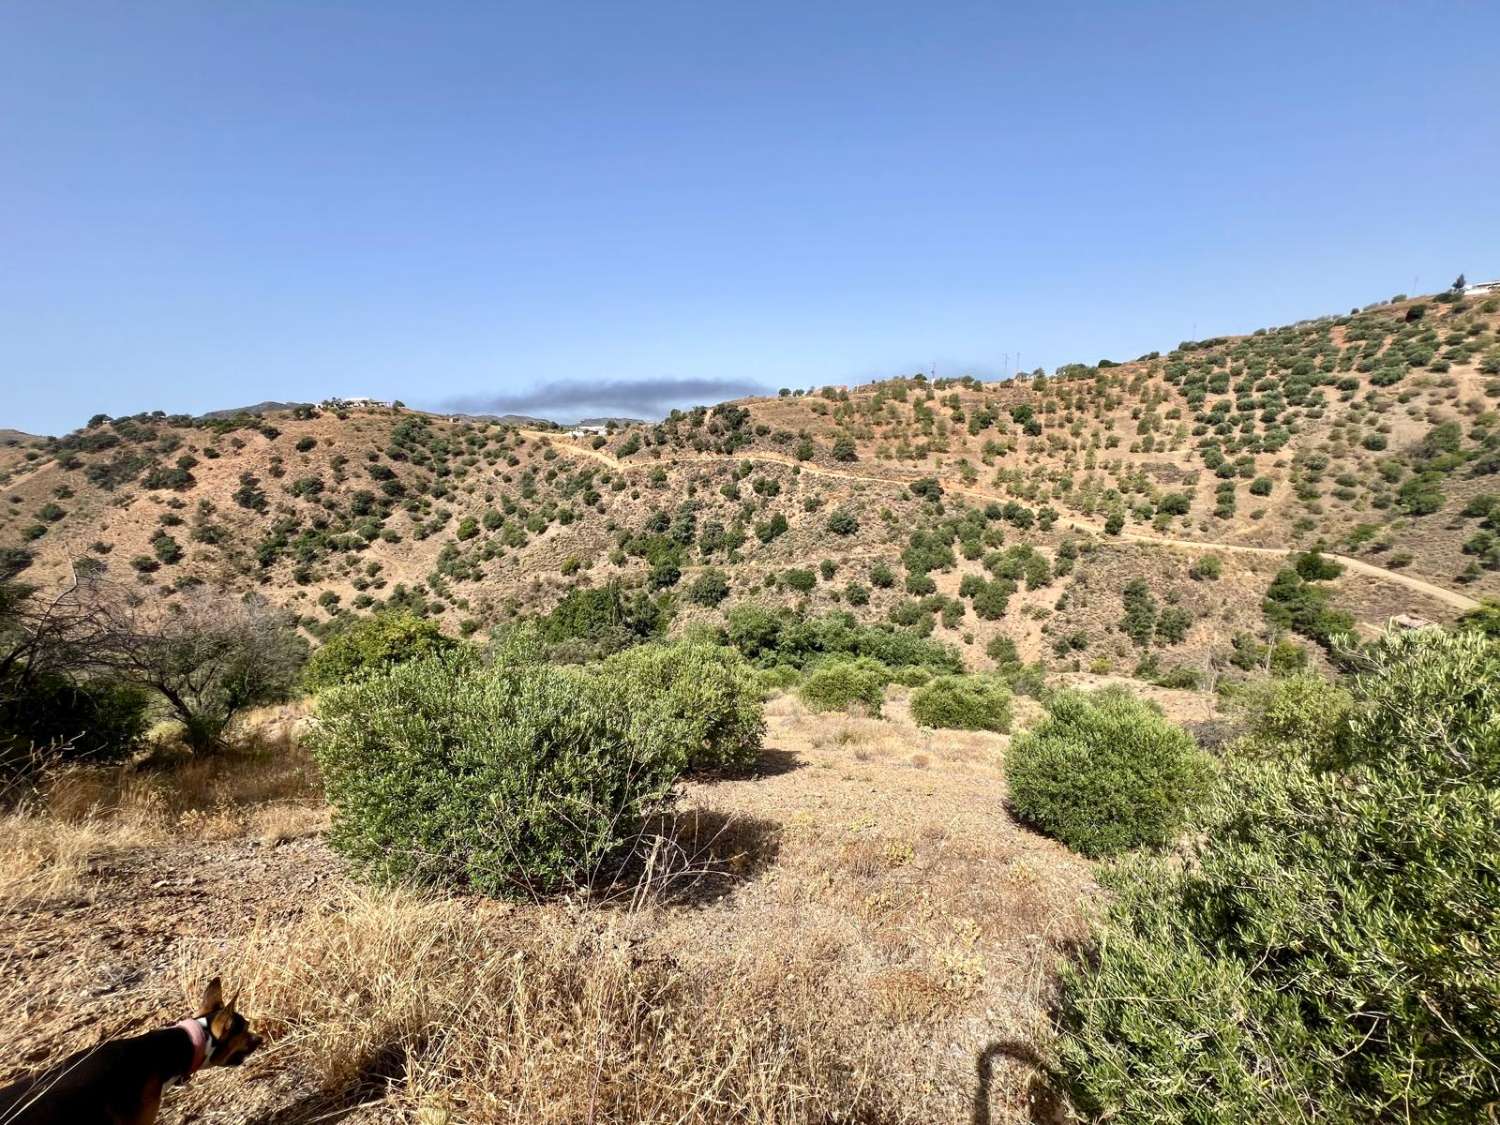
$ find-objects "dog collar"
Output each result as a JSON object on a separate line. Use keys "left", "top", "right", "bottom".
{"left": 175, "top": 1016, "right": 215, "bottom": 1079}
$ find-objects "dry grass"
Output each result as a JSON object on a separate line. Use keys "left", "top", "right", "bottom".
{"left": 0, "top": 813, "right": 143, "bottom": 903}
{"left": 3, "top": 695, "right": 1093, "bottom": 1124}
{"left": 0, "top": 712, "right": 323, "bottom": 906}
{"left": 170, "top": 887, "right": 908, "bottom": 1125}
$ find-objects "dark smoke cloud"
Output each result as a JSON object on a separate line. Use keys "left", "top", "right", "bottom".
{"left": 437, "top": 376, "right": 770, "bottom": 422}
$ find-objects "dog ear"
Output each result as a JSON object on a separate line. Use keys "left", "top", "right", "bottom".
{"left": 198, "top": 977, "right": 224, "bottom": 1016}
{"left": 209, "top": 999, "right": 237, "bottom": 1041}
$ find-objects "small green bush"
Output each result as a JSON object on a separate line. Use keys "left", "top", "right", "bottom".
{"left": 1188, "top": 554, "right": 1222, "bottom": 581}
{"left": 686, "top": 567, "right": 730, "bottom": 607}
{"left": 986, "top": 634, "right": 1019, "bottom": 665}
{"left": 910, "top": 675, "right": 1011, "bottom": 732}
{"left": 889, "top": 664, "right": 932, "bottom": 688}
{"left": 826, "top": 509, "right": 859, "bottom": 536}
{"left": 304, "top": 611, "right": 456, "bottom": 690}
{"left": 599, "top": 642, "right": 764, "bottom": 770}
{"left": 1293, "top": 548, "right": 1343, "bottom": 581}
{"left": 1007, "top": 689, "right": 1211, "bottom": 857}
{"left": 1232, "top": 674, "right": 1352, "bottom": 763}
{"left": 1054, "top": 629, "right": 1500, "bottom": 1121}
{"left": 782, "top": 568, "right": 817, "bottom": 592}
{"left": 311, "top": 652, "right": 682, "bottom": 897}
{"left": 1263, "top": 567, "right": 1354, "bottom": 650}
{"left": 798, "top": 657, "right": 888, "bottom": 715}
{"left": 755, "top": 664, "right": 801, "bottom": 694}
{"left": 541, "top": 584, "right": 666, "bottom": 654}
{"left": 1, "top": 673, "right": 150, "bottom": 772}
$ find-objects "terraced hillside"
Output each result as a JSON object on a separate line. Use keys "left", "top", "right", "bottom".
{"left": 2, "top": 289, "right": 1496, "bottom": 677}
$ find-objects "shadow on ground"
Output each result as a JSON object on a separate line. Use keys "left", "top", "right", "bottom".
{"left": 971, "top": 1039, "right": 1064, "bottom": 1125}
{"left": 692, "top": 744, "right": 805, "bottom": 783}
{"left": 244, "top": 1038, "right": 413, "bottom": 1125}
{"left": 608, "top": 807, "right": 783, "bottom": 909}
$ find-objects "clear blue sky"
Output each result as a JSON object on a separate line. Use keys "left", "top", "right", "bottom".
{"left": 3, "top": 2, "right": 1497, "bottom": 434}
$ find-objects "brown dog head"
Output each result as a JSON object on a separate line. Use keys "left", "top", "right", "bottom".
{"left": 197, "top": 977, "right": 263, "bottom": 1067}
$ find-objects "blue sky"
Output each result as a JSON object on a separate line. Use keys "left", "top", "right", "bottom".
{"left": 3, "top": 2, "right": 1497, "bottom": 434}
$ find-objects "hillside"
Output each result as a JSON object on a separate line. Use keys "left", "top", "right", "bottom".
{"left": 2, "top": 288, "right": 1496, "bottom": 676}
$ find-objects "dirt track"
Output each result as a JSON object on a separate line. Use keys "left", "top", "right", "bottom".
{"left": 526, "top": 431, "right": 1482, "bottom": 613}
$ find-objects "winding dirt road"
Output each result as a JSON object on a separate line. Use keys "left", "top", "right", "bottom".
{"left": 524, "top": 431, "right": 1481, "bottom": 613}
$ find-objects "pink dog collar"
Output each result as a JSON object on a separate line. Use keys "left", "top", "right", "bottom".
{"left": 176, "top": 1017, "right": 210, "bottom": 1077}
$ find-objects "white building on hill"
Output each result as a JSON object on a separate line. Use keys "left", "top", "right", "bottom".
{"left": 321, "top": 396, "right": 392, "bottom": 410}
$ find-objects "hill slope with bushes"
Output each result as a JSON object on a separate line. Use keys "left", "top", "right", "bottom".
{"left": 2, "top": 287, "right": 1496, "bottom": 679}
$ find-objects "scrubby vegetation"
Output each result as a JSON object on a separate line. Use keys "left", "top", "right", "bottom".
{"left": 4, "top": 285, "right": 1499, "bottom": 1122}
{"left": 597, "top": 641, "right": 764, "bottom": 770}
{"left": 1007, "top": 688, "right": 1212, "bottom": 857}
{"left": 909, "top": 675, "right": 1011, "bottom": 732}
{"left": 303, "top": 611, "right": 456, "bottom": 690}
{"left": 1054, "top": 628, "right": 1500, "bottom": 1121}
{"left": 797, "top": 656, "right": 889, "bottom": 715}
{"left": 311, "top": 644, "right": 752, "bottom": 897}
{"left": 724, "top": 605, "right": 962, "bottom": 674}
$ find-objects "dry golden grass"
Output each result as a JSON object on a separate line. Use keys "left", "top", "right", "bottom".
{"left": 169, "top": 886, "right": 910, "bottom": 1125}
{"left": 0, "top": 712, "right": 323, "bottom": 906}
{"left": 0, "top": 813, "right": 140, "bottom": 903}
{"left": 3, "top": 694, "right": 1092, "bottom": 1124}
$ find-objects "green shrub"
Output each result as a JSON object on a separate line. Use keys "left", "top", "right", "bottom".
{"left": 541, "top": 583, "right": 666, "bottom": 653}
{"left": 971, "top": 578, "right": 1013, "bottom": 620}
{"left": 724, "top": 606, "right": 961, "bottom": 676}
{"left": 311, "top": 651, "right": 682, "bottom": 897}
{"left": 686, "top": 567, "right": 730, "bottom": 607}
{"left": 1232, "top": 674, "right": 1352, "bottom": 763}
{"left": 599, "top": 642, "right": 764, "bottom": 769}
{"left": 826, "top": 509, "right": 859, "bottom": 536}
{"left": 1263, "top": 567, "right": 1354, "bottom": 650}
{"left": 1007, "top": 689, "right": 1211, "bottom": 857}
{"left": 1293, "top": 548, "right": 1343, "bottom": 581}
{"left": 755, "top": 664, "right": 800, "bottom": 694}
{"left": 1120, "top": 579, "right": 1157, "bottom": 646}
{"left": 798, "top": 657, "right": 888, "bottom": 715}
{"left": 986, "top": 634, "right": 1019, "bottom": 665}
{"left": 1, "top": 673, "right": 150, "bottom": 773}
{"left": 1054, "top": 628, "right": 1500, "bottom": 1121}
{"left": 889, "top": 664, "right": 932, "bottom": 688}
{"left": 1188, "top": 554, "right": 1221, "bottom": 581}
{"left": 782, "top": 568, "right": 817, "bottom": 593}
{"left": 304, "top": 611, "right": 456, "bottom": 690}
{"left": 910, "top": 675, "right": 1011, "bottom": 732}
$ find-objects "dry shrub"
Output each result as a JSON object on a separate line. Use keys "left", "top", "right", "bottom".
{"left": 174, "top": 887, "right": 908, "bottom": 1124}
